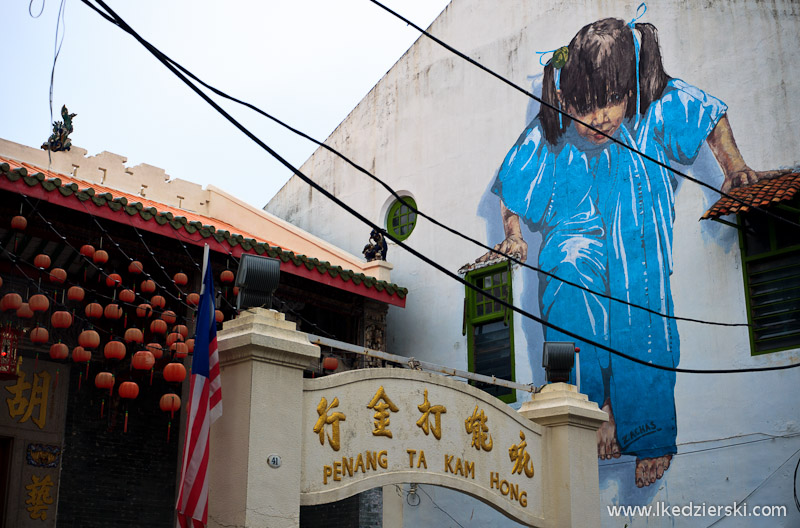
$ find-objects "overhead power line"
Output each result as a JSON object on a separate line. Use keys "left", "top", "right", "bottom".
{"left": 77, "top": 0, "right": 800, "bottom": 374}
{"left": 77, "top": 0, "right": 751, "bottom": 331}
{"left": 367, "top": 0, "right": 800, "bottom": 231}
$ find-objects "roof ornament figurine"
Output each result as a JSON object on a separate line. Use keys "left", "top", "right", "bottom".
{"left": 41, "top": 105, "right": 77, "bottom": 152}
{"left": 362, "top": 228, "right": 388, "bottom": 262}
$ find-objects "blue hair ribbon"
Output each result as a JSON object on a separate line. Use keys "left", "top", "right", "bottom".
{"left": 628, "top": 3, "right": 646, "bottom": 129}
{"left": 535, "top": 48, "right": 565, "bottom": 128}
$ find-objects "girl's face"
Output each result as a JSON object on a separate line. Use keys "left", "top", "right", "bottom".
{"left": 561, "top": 94, "right": 629, "bottom": 145}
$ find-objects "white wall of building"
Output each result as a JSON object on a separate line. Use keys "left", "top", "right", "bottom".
{"left": 267, "top": 1, "right": 800, "bottom": 525}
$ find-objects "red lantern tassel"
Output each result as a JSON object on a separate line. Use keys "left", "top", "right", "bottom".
{"left": 78, "top": 372, "right": 82, "bottom": 391}
{"left": 54, "top": 368, "right": 59, "bottom": 388}
{"left": 150, "top": 367, "right": 154, "bottom": 386}
{"left": 124, "top": 410, "right": 129, "bottom": 433}
{"left": 100, "top": 398, "right": 105, "bottom": 418}
{"left": 85, "top": 361, "right": 90, "bottom": 380}
{"left": 167, "top": 421, "right": 171, "bottom": 443}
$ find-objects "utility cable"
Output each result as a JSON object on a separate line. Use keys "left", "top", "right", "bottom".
{"left": 78, "top": 0, "right": 800, "bottom": 374}
{"left": 367, "top": 0, "right": 800, "bottom": 231}
{"left": 75, "top": 0, "right": 750, "bottom": 330}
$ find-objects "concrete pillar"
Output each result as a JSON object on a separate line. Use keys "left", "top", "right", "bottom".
{"left": 209, "top": 308, "right": 320, "bottom": 528}
{"left": 518, "top": 383, "right": 608, "bottom": 528}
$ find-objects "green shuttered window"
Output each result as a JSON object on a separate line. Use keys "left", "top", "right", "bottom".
{"left": 739, "top": 198, "right": 800, "bottom": 354}
{"left": 465, "top": 261, "right": 515, "bottom": 402}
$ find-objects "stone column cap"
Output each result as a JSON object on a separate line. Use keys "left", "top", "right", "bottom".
{"left": 518, "top": 383, "right": 608, "bottom": 430}
{"left": 217, "top": 308, "right": 320, "bottom": 370}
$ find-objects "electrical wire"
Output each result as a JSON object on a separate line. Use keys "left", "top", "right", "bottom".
{"left": 46, "top": 0, "right": 68, "bottom": 170}
{"left": 75, "top": 1, "right": 752, "bottom": 330}
{"left": 76, "top": 0, "right": 800, "bottom": 375}
{"left": 705, "top": 446, "right": 800, "bottom": 527}
{"left": 367, "top": 0, "right": 800, "bottom": 232}
{"left": 599, "top": 431, "right": 800, "bottom": 468}
{"left": 417, "top": 485, "right": 467, "bottom": 528}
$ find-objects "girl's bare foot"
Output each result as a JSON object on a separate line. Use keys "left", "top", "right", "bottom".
{"left": 635, "top": 455, "right": 672, "bottom": 487}
{"left": 597, "top": 400, "right": 621, "bottom": 460}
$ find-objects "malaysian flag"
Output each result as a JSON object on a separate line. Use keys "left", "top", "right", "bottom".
{"left": 177, "top": 245, "right": 222, "bottom": 527}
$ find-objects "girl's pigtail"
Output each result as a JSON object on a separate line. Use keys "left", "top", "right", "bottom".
{"left": 635, "top": 22, "right": 671, "bottom": 113}
{"left": 539, "top": 61, "right": 566, "bottom": 144}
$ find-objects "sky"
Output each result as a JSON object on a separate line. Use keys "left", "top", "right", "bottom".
{"left": 2, "top": 0, "right": 451, "bottom": 208}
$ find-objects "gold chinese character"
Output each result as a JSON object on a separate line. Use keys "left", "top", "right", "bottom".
{"left": 416, "top": 389, "right": 446, "bottom": 440}
{"left": 313, "top": 397, "right": 346, "bottom": 451}
{"left": 6, "top": 367, "right": 50, "bottom": 429}
{"left": 367, "top": 386, "right": 399, "bottom": 438}
{"left": 464, "top": 405, "right": 493, "bottom": 451}
{"left": 509, "top": 431, "right": 535, "bottom": 478}
{"left": 26, "top": 474, "right": 55, "bottom": 520}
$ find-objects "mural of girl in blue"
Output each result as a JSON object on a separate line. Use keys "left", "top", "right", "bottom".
{"left": 480, "top": 13, "right": 785, "bottom": 488}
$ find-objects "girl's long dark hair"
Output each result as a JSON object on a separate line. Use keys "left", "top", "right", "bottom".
{"left": 539, "top": 18, "right": 670, "bottom": 144}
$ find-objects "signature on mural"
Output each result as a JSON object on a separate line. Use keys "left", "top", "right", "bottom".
{"left": 478, "top": 11, "right": 787, "bottom": 488}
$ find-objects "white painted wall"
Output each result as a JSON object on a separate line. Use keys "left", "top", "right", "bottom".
{"left": 266, "top": 0, "right": 800, "bottom": 525}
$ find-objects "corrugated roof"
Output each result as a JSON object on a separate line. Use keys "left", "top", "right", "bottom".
{"left": 701, "top": 172, "right": 800, "bottom": 220}
{"left": 0, "top": 156, "right": 407, "bottom": 306}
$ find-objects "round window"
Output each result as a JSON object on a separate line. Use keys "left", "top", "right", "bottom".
{"left": 386, "top": 197, "right": 417, "bottom": 241}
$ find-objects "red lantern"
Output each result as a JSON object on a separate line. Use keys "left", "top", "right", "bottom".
{"left": 160, "top": 393, "right": 181, "bottom": 416}
{"left": 171, "top": 342, "right": 188, "bottom": 359}
{"left": 124, "top": 327, "right": 144, "bottom": 344}
{"left": 78, "top": 329, "right": 100, "bottom": 349}
{"left": 85, "top": 303, "right": 103, "bottom": 319}
{"left": 67, "top": 286, "right": 85, "bottom": 302}
{"left": 146, "top": 343, "right": 164, "bottom": 360}
{"left": 220, "top": 270, "right": 235, "bottom": 284}
{"left": 49, "top": 343, "right": 69, "bottom": 360}
{"left": 173, "top": 272, "right": 188, "bottom": 286}
{"left": 166, "top": 332, "right": 183, "bottom": 347}
{"left": 34, "top": 254, "right": 51, "bottom": 269}
{"left": 174, "top": 324, "right": 189, "bottom": 339}
{"left": 28, "top": 294, "right": 50, "bottom": 313}
{"left": 163, "top": 363, "right": 186, "bottom": 383}
{"left": 186, "top": 339, "right": 195, "bottom": 354}
{"left": 104, "top": 303, "right": 123, "bottom": 320}
{"left": 149, "top": 319, "right": 167, "bottom": 335}
{"left": 119, "top": 289, "right": 136, "bottom": 304}
{"left": 151, "top": 295, "right": 166, "bottom": 309}
{"left": 93, "top": 250, "right": 109, "bottom": 265}
{"left": 119, "top": 381, "right": 139, "bottom": 400}
{"left": 105, "top": 273, "right": 122, "bottom": 288}
{"left": 132, "top": 350, "right": 155, "bottom": 370}
{"left": 136, "top": 303, "right": 153, "bottom": 318}
{"left": 186, "top": 293, "right": 200, "bottom": 307}
{"left": 72, "top": 346, "right": 92, "bottom": 363}
{"left": 11, "top": 216, "right": 27, "bottom": 231}
{"left": 104, "top": 340, "right": 126, "bottom": 360}
{"left": 16, "top": 303, "right": 34, "bottom": 320}
{"left": 80, "top": 245, "right": 96, "bottom": 259}
{"left": 95, "top": 371, "right": 114, "bottom": 390}
{"left": 49, "top": 268, "right": 67, "bottom": 284}
{"left": 30, "top": 326, "right": 49, "bottom": 344}
{"left": 215, "top": 310, "right": 224, "bottom": 323}
{"left": 161, "top": 310, "right": 176, "bottom": 324}
{"left": 128, "top": 261, "right": 143, "bottom": 274}
{"left": 140, "top": 280, "right": 156, "bottom": 294}
{"left": 322, "top": 356, "right": 339, "bottom": 371}
{"left": 51, "top": 311, "right": 73, "bottom": 329}
{"left": 1, "top": 293, "right": 22, "bottom": 312}
{"left": 233, "top": 286, "right": 240, "bottom": 297}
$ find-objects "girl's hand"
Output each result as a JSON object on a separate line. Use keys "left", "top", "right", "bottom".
{"left": 721, "top": 168, "right": 793, "bottom": 193}
{"left": 476, "top": 235, "right": 528, "bottom": 264}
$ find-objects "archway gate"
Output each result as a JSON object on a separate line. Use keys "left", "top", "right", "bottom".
{"left": 208, "top": 308, "right": 607, "bottom": 528}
